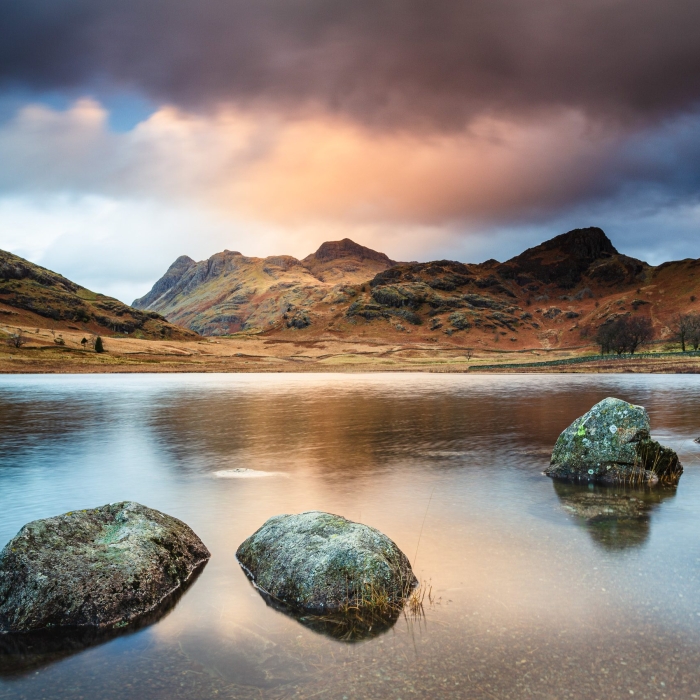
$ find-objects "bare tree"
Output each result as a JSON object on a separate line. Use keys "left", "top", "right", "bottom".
{"left": 624, "top": 316, "right": 654, "bottom": 354}
{"left": 6, "top": 328, "right": 27, "bottom": 349}
{"left": 686, "top": 312, "right": 700, "bottom": 351}
{"left": 596, "top": 316, "right": 654, "bottom": 355}
{"left": 673, "top": 313, "right": 694, "bottom": 352}
{"left": 595, "top": 321, "right": 617, "bottom": 355}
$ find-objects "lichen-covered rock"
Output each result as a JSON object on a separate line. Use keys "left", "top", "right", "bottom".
{"left": 236, "top": 511, "right": 416, "bottom": 614}
{"left": 545, "top": 397, "right": 682, "bottom": 484}
{"left": 0, "top": 502, "right": 210, "bottom": 633}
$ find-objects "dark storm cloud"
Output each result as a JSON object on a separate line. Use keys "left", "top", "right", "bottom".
{"left": 3, "top": 0, "right": 700, "bottom": 128}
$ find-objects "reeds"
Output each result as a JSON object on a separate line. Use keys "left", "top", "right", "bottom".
{"left": 406, "top": 578, "right": 433, "bottom": 617}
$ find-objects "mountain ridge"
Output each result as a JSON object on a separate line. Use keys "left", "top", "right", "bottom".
{"left": 131, "top": 239, "right": 398, "bottom": 335}
{"left": 133, "top": 228, "right": 700, "bottom": 350}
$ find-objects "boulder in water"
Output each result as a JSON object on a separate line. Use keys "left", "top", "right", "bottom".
{"left": 0, "top": 502, "right": 210, "bottom": 633}
{"left": 545, "top": 397, "right": 682, "bottom": 485}
{"left": 236, "top": 511, "right": 416, "bottom": 614}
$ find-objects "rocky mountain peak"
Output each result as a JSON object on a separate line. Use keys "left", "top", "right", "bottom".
{"left": 525, "top": 227, "right": 618, "bottom": 260}
{"left": 500, "top": 227, "right": 623, "bottom": 289}
{"left": 304, "top": 238, "right": 394, "bottom": 265}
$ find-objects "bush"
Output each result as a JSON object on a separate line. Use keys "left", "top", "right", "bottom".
{"left": 6, "top": 329, "right": 27, "bottom": 349}
{"left": 449, "top": 311, "right": 472, "bottom": 330}
{"left": 94, "top": 336, "right": 105, "bottom": 353}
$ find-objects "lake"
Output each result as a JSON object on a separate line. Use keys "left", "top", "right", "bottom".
{"left": 0, "top": 373, "right": 699, "bottom": 699}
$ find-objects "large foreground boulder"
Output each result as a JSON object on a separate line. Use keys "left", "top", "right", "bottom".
{"left": 545, "top": 397, "right": 682, "bottom": 485}
{"left": 236, "top": 511, "right": 416, "bottom": 614}
{"left": 0, "top": 502, "right": 210, "bottom": 633}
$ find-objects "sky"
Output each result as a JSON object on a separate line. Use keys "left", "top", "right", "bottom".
{"left": 2, "top": 0, "right": 700, "bottom": 303}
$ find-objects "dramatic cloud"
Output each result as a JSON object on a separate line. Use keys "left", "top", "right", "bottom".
{"left": 3, "top": 0, "right": 700, "bottom": 128}
{"left": 3, "top": 99, "right": 700, "bottom": 225}
{"left": 1, "top": 0, "right": 700, "bottom": 299}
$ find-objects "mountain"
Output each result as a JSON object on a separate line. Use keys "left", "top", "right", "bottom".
{"left": 0, "top": 249, "right": 197, "bottom": 340}
{"left": 330, "top": 227, "right": 700, "bottom": 349}
{"left": 498, "top": 227, "right": 646, "bottom": 289}
{"left": 134, "top": 228, "right": 700, "bottom": 350}
{"left": 132, "top": 239, "right": 396, "bottom": 335}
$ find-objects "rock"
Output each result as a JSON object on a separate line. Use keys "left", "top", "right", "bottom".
{"left": 545, "top": 397, "right": 682, "bottom": 485}
{"left": 0, "top": 502, "right": 210, "bottom": 633}
{"left": 236, "top": 511, "right": 416, "bottom": 614}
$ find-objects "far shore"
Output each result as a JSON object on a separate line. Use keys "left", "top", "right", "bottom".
{"left": 1, "top": 325, "right": 699, "bottom": 374}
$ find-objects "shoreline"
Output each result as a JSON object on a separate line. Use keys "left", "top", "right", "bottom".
{"left": 3, "top": 322, "right": 698, "bottom": 374}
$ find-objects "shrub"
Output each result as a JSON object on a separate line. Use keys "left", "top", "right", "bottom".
{"left": 94, "top": 336, "right": 105, "bottom": 353}
{"left": 6, "top": 329, "right": 27, "bottom": 349}
{"left": 449, "top": 311, "right": 472, "bottom": 330}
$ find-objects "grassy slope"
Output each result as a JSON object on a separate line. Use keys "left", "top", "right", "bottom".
{"left": 0, "top": 249, "right": 197, "bottom": 341}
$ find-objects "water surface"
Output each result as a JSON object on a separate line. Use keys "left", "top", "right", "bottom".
{"left": 0, "top": 373, "right": 699, "bottom": 699}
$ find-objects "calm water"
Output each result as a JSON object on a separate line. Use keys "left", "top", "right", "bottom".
{"left": 0, "top": 373, "right": 699, "bottom": 699}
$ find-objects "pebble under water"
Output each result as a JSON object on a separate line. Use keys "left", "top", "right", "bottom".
{"left": 0, "top": 372, "right": 699, "bottom": 699}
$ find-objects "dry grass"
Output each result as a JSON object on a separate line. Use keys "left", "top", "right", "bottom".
{"left": 406, "top": 578, "right": 433, "bottom": 617}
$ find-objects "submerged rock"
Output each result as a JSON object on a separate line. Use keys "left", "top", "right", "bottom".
{"left": 236, "top": 511, "right": 416, "bottom": 614}
{"left": 0, "top": 502, "right": 210, "bottom": 633}
{"left": 545, "top": 397, "right": 682, "bottom": 485}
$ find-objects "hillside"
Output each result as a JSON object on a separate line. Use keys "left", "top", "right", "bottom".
{"left": 0, "top": 249, "right": 197, "bottom": 340}
{"left": 132, "top": 238, "right": 396, "bottom": 335}
{"left": 321, "top": 227, "right": 698, "bottom": 350}
{"left": 134, "top": 227, "right": 700, "bottom": 350}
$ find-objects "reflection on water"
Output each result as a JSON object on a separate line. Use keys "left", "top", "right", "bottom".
{"left": 0, "top": 563, "right": 208, "bottom": 678}
{"left": 0, "top": 373, "right": 699, "bottom": 699}
{"left": 551, "top": 481, "right": 677, "bottom": 550}
{"left": 248, "top": 582, "right": 403, "bottom": 643}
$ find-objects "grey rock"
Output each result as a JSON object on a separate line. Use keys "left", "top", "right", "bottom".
{"left": 0, "top": 502, "right": 210, "bottom": 633}
{"left": 545, "top": 397, "right": 682, "bottom": 485}
{"left": 236, "top": 511, "right": 416, "bottom": 614}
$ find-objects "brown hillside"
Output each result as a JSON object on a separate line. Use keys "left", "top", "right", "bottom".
{"left": 262, "top": 229, "right": 700, "bottom": 350}
{"left": 0, "top": 249, "right": 197, "bottom": 341}
{"left": 132, "top": 228, "right": 700, "bottom": 351}
{"left": 132, "top": 239, "right": 396, "bottom": 335}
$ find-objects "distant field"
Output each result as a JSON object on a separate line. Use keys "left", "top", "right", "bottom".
{"left": 1, "top": 323, "right": 698, "bottom": 373}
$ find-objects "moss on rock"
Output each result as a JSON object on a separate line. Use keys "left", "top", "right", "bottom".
{"left": 0, "top": 502, "right": 209, "bottom": 633}
{"left": 545, "top": 397, "right": 682, "bottom": 485}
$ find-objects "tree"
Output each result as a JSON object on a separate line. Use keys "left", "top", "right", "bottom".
{"left": 94, "top": 336, "right": 105, "bottom": 353}
{"left": 673, "top": 313, "right": 695, "bottom": 352}
{"left": 624, "top": 316, "right": 654, "bottom": 354}
{"left": 686, "top": 312, "right": 700, "bottom": 351}
{"left": 6, "top": 329, "right": 27, "bottom": 349}
{"left": 80, "top": 337, "right": 88, "bottom": 349}
{"left": 596, "top": 316, "right": 654, "bottom": 355}
{"left": 595, "top": 321, "right": 617, "bottom": 355}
